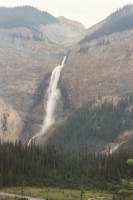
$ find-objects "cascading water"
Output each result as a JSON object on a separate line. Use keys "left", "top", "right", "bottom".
{"left": 28, "top": 56, "right": 66, "bottom": 146}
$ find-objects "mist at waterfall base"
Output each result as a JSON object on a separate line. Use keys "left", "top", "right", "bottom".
{"left": 28, "top": 56, "right": 66, "bottom": 146}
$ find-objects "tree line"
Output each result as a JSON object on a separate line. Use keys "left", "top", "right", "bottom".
{"left": 0, "top": 6, "right": 58, "bottom": 28}
{"left": 0, "top": 95, "right": 133, "bottom": 189}
{"left": 81, "top": 4, "right": 133, "bottom": 44}
{"left": 49, "top": 95, "right": 133, "bottom": 151}
{"left": 0, "top": 141, "right": 132, "bottom": 189}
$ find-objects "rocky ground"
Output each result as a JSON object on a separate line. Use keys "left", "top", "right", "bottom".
{"left": 0, "top": 16, "right": 85, "bottom": 143}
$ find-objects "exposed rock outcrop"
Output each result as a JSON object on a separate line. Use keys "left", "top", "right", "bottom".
{"left": 62, "top": 30, "right": 133, "bottom": 108}
{"left": 0, "top": 98, "right": 22, "bottom": 142}
{"left": 0, "top": 6, "right": 86, "bottom": 142}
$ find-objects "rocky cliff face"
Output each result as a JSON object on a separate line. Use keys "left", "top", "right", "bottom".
{"left": 1, "top": 5, "right": 133, "bottom": 149}
{"left": 0, "top": 6, "right": 86, "bottom": 143}
{"left": 62, "top": 29, "right": 133, "bottom": 108}
{"left": 0, "top": 98, "right": 22, "bottom": 142}
{"left": 60, "top": 6, "right": 133, "bottom": 149}
{"left": 61, "top": 6, "right": 133, "bottom": 109}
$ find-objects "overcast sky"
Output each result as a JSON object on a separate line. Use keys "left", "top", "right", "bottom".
{"left": 0, "top": 0, "right": 132, "bottom": 27}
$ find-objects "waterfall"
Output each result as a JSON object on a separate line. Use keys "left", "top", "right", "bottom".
{"left": 28, "top": 56, "right": 66, "bottom": 146}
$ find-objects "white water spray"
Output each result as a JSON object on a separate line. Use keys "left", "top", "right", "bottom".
{"left": 28, "top": 56, "right": 66, "bottom": 146}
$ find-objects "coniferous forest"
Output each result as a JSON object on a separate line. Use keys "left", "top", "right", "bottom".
{"left": 0, "top": 141, "right": 132, "bottom": 189}
{"left": 0, "top": 96, "right": 132, "bottom": 190}
{"left": 49, "top": 95, "right": 133, "bottom": 151}
{"left": 81, "top": 5, "right": 133, "bottom": 43}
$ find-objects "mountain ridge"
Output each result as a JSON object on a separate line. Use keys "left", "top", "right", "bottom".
{"left": 81, "top": 5, "right": 133, "bottom": 43}
{"left": 0, "top": 6, "right": 58, "bottom": 28}
{"left": 0, "top": 6, "right": 86, "bottom": 143}
{"left": 0, "top": 5, "right": 133, "bottom": 151}
{"left": 58, "top": 5, "right": 133, "bottom": 151}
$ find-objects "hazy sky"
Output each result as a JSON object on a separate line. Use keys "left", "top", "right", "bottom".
{"left": 0, "top": 0, "right": 132, "bottom": 27}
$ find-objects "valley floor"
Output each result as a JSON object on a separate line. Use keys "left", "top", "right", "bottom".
{"left": 0, "top": 180, "right": 133, "bottom": 200}
{"left": 0, "top": 186, "right": 113, "bottom": 200}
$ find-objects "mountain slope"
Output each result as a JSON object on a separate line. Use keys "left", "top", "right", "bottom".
{"left": 58, "top": 5, "right": 133, "bottom": 150}
{"left": 62, "top": 5, "right": 133, "bottom": 108}
{"left": 48, "top": 97, "right": 133, "bottom": 152}
{"left": 0, "top": 6, "right": 58, "bottom": 28}
{"left": 39, "top": 16, "right": 86, "bottom": 46}
{"left": 0, "top": 5, "right": 133, "bottom": 151}
{"left": 81, "top": 5, "right": 133, "bottom": 43}
{"left": 0, "top": 6, "right": 86, "bottom": 143}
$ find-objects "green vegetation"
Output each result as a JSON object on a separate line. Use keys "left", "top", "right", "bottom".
{"left": 0, "top": 186, "right": 113, "bottom": 200}
{"left": 0, "top": 141, "right": 132, "bottom": 189}
{"left": 0, "top": 97, "right": 132, "bottom": 189}
{"left": 0, "top": 97, "right": 132, "bottom": 199}
{"left": 127, "top": 159, "right": 133, "bottom": 166}
{"left": 112, "top": 180, "right": 133, "bottom": 200}
{"left": 49, "top": 95, "right": 133, "bottom": 150}
{"left": 0, "top": 183, "right": 133, "bottom": 200}
{"left": 0, "top": 182, "right": 133, "bottom": 200}
{"left": 0, "top": 6, "right": 58, "bottom": 28}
